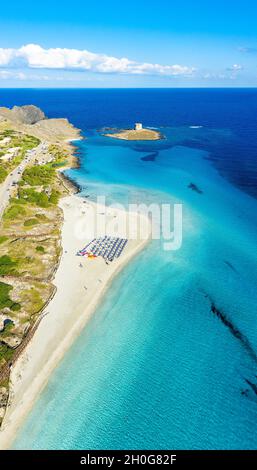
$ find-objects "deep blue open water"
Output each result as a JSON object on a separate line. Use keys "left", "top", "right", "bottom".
{"left": 2, "top": 89, "right": 257, "bottom": 449}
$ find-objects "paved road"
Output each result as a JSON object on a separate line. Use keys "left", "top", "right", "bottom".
{"left": 0, "top": 142, "right": 47, "bottom": 218}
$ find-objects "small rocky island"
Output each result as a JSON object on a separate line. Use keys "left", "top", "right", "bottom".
{"left": 105, "top": 123, "right": 162, "bottom": 141}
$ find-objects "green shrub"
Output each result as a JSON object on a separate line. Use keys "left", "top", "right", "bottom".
{"left": 18, "top": 188, "right": 50, "bottom": 208}
{"left": 35, "top": 213, "right": 49, "bottom": 221}
{"left": 0, "top": 236, "right": 8, "bottom": 245}
{"left": 4, "top": 204, "right": 26, "bottom": 219}
{"left": 0, "top": 320, "right": 14, "bottom": 337}
{"left": 49, "top": 189, "right": 60, "bottom": 205}
{"left": 0, "top": 343, "right": 14, "bottom": 363}
{"left": 35, "top": 192, "right": 49, "bottom": 208}
{"left": 24, "top": 218, "right": 39, "bottom": 227}
{"left": 0, "top": 281, "right": 20, "bottom": 312}
{"left": 36, "top": 245, "right": 45, "bottom": 253}
{"left": 52, "top": 161, "right": 67, "bottom": 168}
{"left": 1, "top": 130, "right": 15, "bottom": 137}
{"left": 22, "top": 164, "right": 55, "bottom": 186}
{"left": 0, "top": 281, "right": 13, "bottom": 309}
{"left": 0, "top": 167, "right": 8, "bottom": 183}
{"left": 0, "top": 256, "right": 17, "bottom": 276}
{"left": 10, "top": 302, "right": 21, "bottom": 311}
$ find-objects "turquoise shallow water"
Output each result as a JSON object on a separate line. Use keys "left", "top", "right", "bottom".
{"left": 13, "top": 126, "right": 257, "bottom": 449}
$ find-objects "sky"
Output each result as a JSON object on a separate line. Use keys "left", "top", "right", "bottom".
{"left": 0, "top": 0, "right": 257, "bottom": 87}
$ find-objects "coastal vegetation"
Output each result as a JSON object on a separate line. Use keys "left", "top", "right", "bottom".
{"left": 49, "top": 144, "right": 70, "bottom": 167}
{"left": 22, "top": 164, "right": 55, "bottom": 186}
{"left": 0, "top": 256, "right": 18, "bottom": 276}
{"left": 0, "top": 282, "right": 19, "bottom": 311}
{"left": 0, "top": 121, "right": 78, "bottom": 424}
{"left": 0, "top": 168, "right": 8, "bottom": 184}
{"left": 0, "top": 130, "right": 40, "bottom": 183}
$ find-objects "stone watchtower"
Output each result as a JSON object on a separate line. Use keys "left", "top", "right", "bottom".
{"left": 135, "top": 122, "right": 143, "bottom": 131}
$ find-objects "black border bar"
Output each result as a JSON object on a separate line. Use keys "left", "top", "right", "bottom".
{"left": 1, "top": 450, "right": 257, "bottom": 466}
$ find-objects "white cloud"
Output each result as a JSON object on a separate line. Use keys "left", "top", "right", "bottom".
{"left": 227, "top": 64, "right": 243, "bottom": 71}
{"left": 201, "top": 71, "right": 241, "bottom": 81}
{"left": 0, "top": 70, "right": 12, "bottom": 79}
{"left": 239, "top": 47, "right": 257, "bottom": 54}
{"left": 0, "top": 48, "right": 15, "bottom": 66}
{"left": 129, "top": 62, "right": 194, "bottom": 75}
{"left": 96, "top": 56, "right": 134, "bottom": 73}
{"left": 18, "top": 44, "right": 99, "bottom": 70}
{"left": 0, "top": 70, "right": 27, "bottom": 80}
{"left": 0, "top": 43, "right": 195, "bottom": 77}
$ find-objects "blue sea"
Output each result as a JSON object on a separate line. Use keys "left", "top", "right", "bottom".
{"left": 2, "top": 89, "right": 257, "bottom": 449}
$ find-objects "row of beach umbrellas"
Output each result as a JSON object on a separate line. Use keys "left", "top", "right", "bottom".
{"left": 77, "top": 236, "right": 128, "bottom": 262}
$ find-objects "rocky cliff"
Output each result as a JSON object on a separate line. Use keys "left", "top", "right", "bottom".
{"left": 0, "top": 105, "right": 46, "bottom": 125}
{"left": 0, "top": 105, "right": 81, "bottom": 143}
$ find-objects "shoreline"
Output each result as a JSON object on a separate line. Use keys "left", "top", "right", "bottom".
{"left": 0, "top": 194, "right": 151, "bottom": 449}
{"left": 0, "top": 111, "right": 83, "bottom": 431}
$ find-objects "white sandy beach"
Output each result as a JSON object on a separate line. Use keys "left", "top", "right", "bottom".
{"left": 0, "top": 194, "right": 151, "bottom": 449}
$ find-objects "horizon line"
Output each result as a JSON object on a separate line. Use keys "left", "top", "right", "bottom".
{"left": 0, "top": 86, "right": 257, "bottom": 90}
